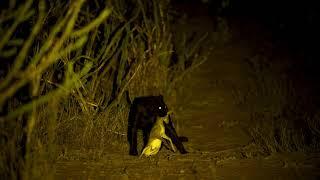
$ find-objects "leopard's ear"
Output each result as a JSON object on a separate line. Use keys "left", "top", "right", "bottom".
{"left": 158, "top": 95, "right": 164, "bottom": 100}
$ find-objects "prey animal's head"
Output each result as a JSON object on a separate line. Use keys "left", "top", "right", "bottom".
{"left": 162, "top": 111, "right": 173, "bottom": 124}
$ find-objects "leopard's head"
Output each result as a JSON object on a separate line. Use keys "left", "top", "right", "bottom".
{"left": 155, "top": 95, "right": 168, "bottom": 117}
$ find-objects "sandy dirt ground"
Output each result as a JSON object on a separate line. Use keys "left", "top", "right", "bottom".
{"left": 54, "top": 2, "right": 320, "bottom": 180}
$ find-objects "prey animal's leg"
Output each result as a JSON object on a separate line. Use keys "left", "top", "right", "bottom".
{"left": 139, "top": 147, "right": 147, "bottom": 158}
{"left": 162, "top": 134, "right": 176, "bottom": 152}
{"left": 164, "top": 117, "right": 188, "bottom": 154}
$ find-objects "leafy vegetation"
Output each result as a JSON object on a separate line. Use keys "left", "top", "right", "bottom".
{"left": 0, "top": 0, "right": 209, "bottom": 179}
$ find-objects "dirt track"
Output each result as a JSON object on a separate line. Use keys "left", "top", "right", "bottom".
{"left": 55, "top": 2, "right": 320, "bottom": 180}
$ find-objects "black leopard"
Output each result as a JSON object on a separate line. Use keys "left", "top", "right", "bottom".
{"left": 126, "top": 93, "right": 188, "bottom": 156}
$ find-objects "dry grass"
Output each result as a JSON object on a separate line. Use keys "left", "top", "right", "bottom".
{"left": 232, "top": 52, "right": 320, "bottom": 154}
{"left": 0, "top": 0, "right": 209, "bottom": 179}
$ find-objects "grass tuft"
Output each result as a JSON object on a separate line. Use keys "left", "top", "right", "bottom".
{"left": 0, "top": 0, "right": 209, "bottom": 178}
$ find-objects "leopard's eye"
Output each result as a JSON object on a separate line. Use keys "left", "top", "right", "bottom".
{"left": 158, "top": 106, "right": 162, "bottom": 110}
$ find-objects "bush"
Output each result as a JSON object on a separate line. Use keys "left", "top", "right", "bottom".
{"left": 0, "top": 0, "right": 208, "bottom": 178}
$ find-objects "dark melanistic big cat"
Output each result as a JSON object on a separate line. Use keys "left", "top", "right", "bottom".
{"left": 127, "top": 93, "right": 188, "bottom": 156}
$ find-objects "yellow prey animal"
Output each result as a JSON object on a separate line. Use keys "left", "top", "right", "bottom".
{"left": 139, "top": 111, "right": 176, "bottom": 158}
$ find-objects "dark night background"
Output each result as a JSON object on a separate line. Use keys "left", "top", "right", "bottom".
{"left": 207, "top": 0, "right": 320, "bottom": 101}
{"left": 231, "top": 0, "right": 318, "bottom": 59}
{"left": 199, "top": 0, "right": 319, "bottom": 72}
{"left": 172, "top": 0, "right": 320, "bottom": 107}
{"left": 174, "top": 0, "right": 320, "bottom": 121}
